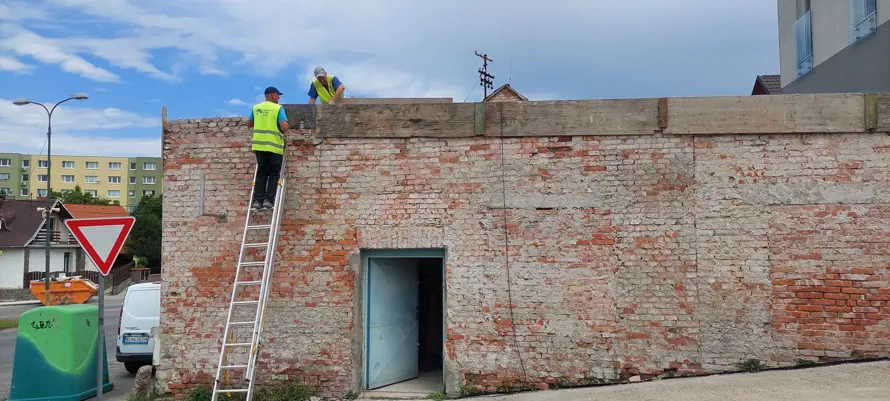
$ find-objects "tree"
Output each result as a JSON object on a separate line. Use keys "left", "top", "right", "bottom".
{"left": 126, "top": 194, "right": 162, "bottom": 270}
{"left": 50, "top": 185, "right": 120, "bottom": 206}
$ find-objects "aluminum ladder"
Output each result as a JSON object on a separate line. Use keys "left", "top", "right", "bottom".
{"left": 211, "top": 156, "right": 287, "bottom": 401}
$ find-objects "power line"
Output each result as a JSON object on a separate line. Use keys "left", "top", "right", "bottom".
{"left": 462, "top": 81, "right": 477, "bottom": 102}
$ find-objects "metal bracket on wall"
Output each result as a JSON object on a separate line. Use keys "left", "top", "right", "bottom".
{"left": 199, "top": 174, "right": 227, "bottom": 222}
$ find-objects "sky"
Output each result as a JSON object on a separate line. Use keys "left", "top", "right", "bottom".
{"left": 0, "top": 0, "right": 780, "bottom": 158}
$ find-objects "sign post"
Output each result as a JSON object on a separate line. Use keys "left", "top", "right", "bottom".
{"left": 64, "top": 216, "right": 136, "bottom": 401}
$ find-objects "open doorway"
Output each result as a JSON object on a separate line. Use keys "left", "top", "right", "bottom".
{"left": 364, "top": 250, "right": 444, "bottom": 396}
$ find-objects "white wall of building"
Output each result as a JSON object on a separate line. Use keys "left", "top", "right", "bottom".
{"left": 26, "top": 247, "right": 99, "bottom": 273}
{"left": 0, "top": 249, "right": 25, "bottom": 288}
{"left": 779, "top": 0, "right": 890, "bottom": 87}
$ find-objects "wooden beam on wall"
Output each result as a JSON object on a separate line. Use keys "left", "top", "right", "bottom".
{"left": 665, "top": 94, "right": 866, "bottom": 135}
{"left": 315, "top": 103, "right": 476, "bottom": 138}
{"left": 482, "top": 99, "right": 659, "bottom": 137}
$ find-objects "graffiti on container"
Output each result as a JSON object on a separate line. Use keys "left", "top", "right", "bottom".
{"left": 30, "top": 318, "right": 56, "bottom": 331}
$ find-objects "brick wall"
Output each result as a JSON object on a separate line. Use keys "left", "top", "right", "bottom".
{"left": 159, "top": 93, "right": 890, "bottom": 398}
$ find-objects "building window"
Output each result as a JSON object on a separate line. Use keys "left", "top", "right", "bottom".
{"left": 143, "top": 190, "right": 155, "bottom": 197}
{"left": 61, "top": 175, "right": 75, "bottom": 183}
{"left": 794, "top": 8, "right": 813, "bottom": 78}
{"left": 109, "top": 162, "right": 122, "bottom": 170}
{"left": 108, "top": 190, "right": 120, "bottom": 198}
{"left": 127, "top": 205, "right": 136, "bottom": 212}
{"left": 62, "top": 161, "right": 75, "bottom": 169}
{"left": 37, "top": 189, "right": 48, "bottom": 197}
{"left": 851, "top": 0, "right": 878, "bottom": 44}
{"left": 22, "top": 174, "right": 29, "bottom": 181}
{"left": 143, "top": 176, "right": 156, "bottom": 184}
{"left": 37, "top": 174, "right": 48, "bottom": 182}
{"left": 0, "top": 188, "right": 11, "bottom": 195}
{"left": 84, "top": 176, "right": 99, "bottom": 184}
{"left": 0, "top": 158, "right": 10, "bottom": 166}
{"left": 0, "top": 173, "right": 9, "bottom": 181}
{"left": 85, "top": 189, "right": 97, "bottom": 196}
{"left": 20, "top": 188, "right": 29, "bottom": 197}
{"left": 129, "top": 190, "right": 136, "bottom": 198}
{"left": 21, "top": 159, "right": 29, "bottom": 168}
{"left": 86, "top": 161, "right": 98, "bottom": 169}
{"left": 61, "top": 189, "right": 72, "bottom": 194}
{"left": 130, "top": 162, "right": 137, "bottom": 170}
{"left": 129, "top": 176, "right": 136, "bottom": 184}
{"left": 38, "top": 160, "right": 48, "bottom": 168}
{"left": 144, "top": 162, "right": 156, "bottom": 170}
{"left": 108, "top": 176, "right": 122, "bottom": 184}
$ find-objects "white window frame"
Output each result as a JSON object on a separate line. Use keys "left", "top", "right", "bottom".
{"left": 61, "top": 175, "right": 75, "bottom": 183}
{"left": 0, "top": 158, "right": 10, "bottom": 167}
{"left": 37, "top": 174, "right": 48, "bottom": 182}
{"left": 143, "top": 190, "right": 155, "bottom": 197}
{"left": 143, "top": 162, "right": 157, "bottom": 170}
{"left": 85, "top": 189, "right": 98, "bottom": 196}
{"left": 129, "top": 190, "right": 136, "bottom": 198}
{"left": 0, "top": 188, "right": 11, "bottom": 195}
{"left": 62, "top": 161, "right": 75, "bottom": 169}
{"left": 109, "top": 162, "right": 122, "bottom": 170}
{"left": 20, "top": 188, "right": 29, "bottom": 197}
{"left": 143, "top": 176, "right": 156, "bottom": 184}
{"left": 0, "top": 173, "right": 10, "bottom": 181}
{"left": 107, "top": 190, "right": 121, "bottom": 198}
{"left": 37, "top": 189, "right": 48, "bottom": 197}
{"left": 130, "top": 162, "right": 137, "bottom": 170}
{"left": 21, "top": 174, "right": 29, "bottom": 182}
{"left": 85, "top": 161, "right": 99, "bottom": 169}
{"left": 38, "top": 160, "right": 49, "bottom": 168}
{"left": 21, "top": 159, "right": 29, "bottom": 168}
{"left": 84, "top": 176, "right": 99, "bottom": 184}
{"left": 129, "top": 176, "right": 137, "bottom": 184}
{"left": 108, "top": 176, "right": 122, "bottom": 184}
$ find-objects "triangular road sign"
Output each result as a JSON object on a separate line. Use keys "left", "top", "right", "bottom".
{"left": 65, "top": 216, "right": 136, "bottom": 276}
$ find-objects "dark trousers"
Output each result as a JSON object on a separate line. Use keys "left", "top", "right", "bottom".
{"left": 253, "top": 151, "right": 282, "bottom": 203}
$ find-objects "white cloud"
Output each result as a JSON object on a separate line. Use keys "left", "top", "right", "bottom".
{"left": 0, "top": 28, "right": 119, "bottom": 82}
{"left": 0, "top": 98, "right": 161, "bottom": 156}
{"left": 226, "top": 98, "right": 247, "bottom": 106}
{"left": 0, "top": 55, "right": 30, "bottom": 72}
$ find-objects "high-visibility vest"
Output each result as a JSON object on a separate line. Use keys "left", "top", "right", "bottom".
{"left": 251, "top": 101, "right": 285, "bottom": 154}
{"left": 312, "top": 75, "right": 338, "bottom": 104}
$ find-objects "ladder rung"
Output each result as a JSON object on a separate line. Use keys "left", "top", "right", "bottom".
{"left": 247, "top": 225, "right": 272, "bottom": 230}
{"left": 220, "top": 364, "right": 248, "bottom": 369}
{"left": 225, "top": 342, "right": 252, "bottom": 347}
{"left": 232, "top": 301, "right": 259, "bottom": 305}
{"left": 229, "top": 321, "right": 256, "bottom": 326}
{"left": 235, "top": 280, "right": 262, "bottom": 286}
{"left": 216, "top": 389, "right": 249, "bottom": 393}
{"left": 239, "top": 261, "right": 265, "bottom": 267}
{"left": 244, "top": 243, "right": 269, "bottom": 248}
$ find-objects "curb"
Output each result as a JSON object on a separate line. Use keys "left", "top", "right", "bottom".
{"left": 0, "top": 300, "right": 42, "bottom": 307}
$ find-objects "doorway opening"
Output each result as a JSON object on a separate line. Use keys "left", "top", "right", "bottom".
{"left": 364, "top": 250, "right": 445, "bottom": 396}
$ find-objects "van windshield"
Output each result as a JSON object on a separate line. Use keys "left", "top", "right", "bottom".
{"left": 127, "top": 289, "right": 159, "bottom": 317}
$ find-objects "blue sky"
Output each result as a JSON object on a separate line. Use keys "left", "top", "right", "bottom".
{"left": 0, "top": 0, "right": 779, "bottom": 157}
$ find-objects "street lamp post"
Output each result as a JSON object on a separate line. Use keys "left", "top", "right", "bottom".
{"left": 13, "top": 94, "right": 88, "bottom": 305}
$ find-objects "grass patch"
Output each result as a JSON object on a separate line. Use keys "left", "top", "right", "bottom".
{"left": 734, "top": 359, "right": 766, "bottom": 373}
{"left": 0, "top": 318, "right": 18, "bottom": 330}
{"left": 429, "top": 391, "right": 450, "bottom": 401}
{"left": 794, "top": 358, "right": 817, "bottom": 367}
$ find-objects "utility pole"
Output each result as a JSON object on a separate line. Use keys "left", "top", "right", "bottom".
{"left": 475, "top": 50, "right": 495, "bottom": 98}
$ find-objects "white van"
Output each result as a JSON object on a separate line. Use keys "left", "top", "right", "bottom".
{"left": 116, "top": 282, "right": 161, "bottom": 374}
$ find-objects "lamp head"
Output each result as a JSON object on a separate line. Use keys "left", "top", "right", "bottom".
{"left": 70, "top": 93, "right": 88, "bottom": 100}
{"left": 12, "top": 98, "right": 31, "bottom": 106}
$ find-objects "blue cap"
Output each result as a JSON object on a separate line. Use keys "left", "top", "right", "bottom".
{"left": 264, "top": 86, "right": 283, "bottom": 95}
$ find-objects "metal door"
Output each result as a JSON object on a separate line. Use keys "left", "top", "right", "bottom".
{"left": 367, "top": 257, "right": 419, "bottom": 389}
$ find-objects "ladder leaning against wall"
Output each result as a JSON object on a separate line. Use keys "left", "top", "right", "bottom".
{"left": 211, "top": 152, "right": 287, "bottom": 401}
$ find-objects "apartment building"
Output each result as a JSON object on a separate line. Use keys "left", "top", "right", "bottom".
{"left": 0, "top": 153, "right": 163, "bottom": 211}
{"left": 778, "top": 0, "right": 890, "bottom": 93}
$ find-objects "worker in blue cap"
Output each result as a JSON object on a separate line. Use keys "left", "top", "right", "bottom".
{"left": 247, "top": 86, "right": 289, "bottom": 210}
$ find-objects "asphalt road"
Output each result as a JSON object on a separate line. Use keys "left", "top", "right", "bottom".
{"left": 0, "top": 293, "right": 135, "bottom": 401}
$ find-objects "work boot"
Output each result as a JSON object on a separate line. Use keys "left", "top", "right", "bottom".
{"left": 251, "top": 199, "right": 263, "bottom": 211}
{"left": 262, "top": 200, "right": 274, "bottom": 211}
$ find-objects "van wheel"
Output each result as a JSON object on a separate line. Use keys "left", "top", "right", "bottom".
{"left": 125, "top": 362, "right": 142, "bottom": 374}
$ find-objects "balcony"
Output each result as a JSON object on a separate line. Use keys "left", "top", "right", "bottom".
{"left": 34, "top": 229, "right": 79, "bottom": 245}
{"left": 794, "top": 10, "right": 813, "bottom": 78}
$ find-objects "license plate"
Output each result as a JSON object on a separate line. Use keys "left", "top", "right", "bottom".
{"left": 123, "top": 335, "right": 149, "bottom": 344}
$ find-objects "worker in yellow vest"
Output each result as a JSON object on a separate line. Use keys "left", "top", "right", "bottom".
{"left": 307, "top": 66, "right": 345, "bottom": 104}
{"left": 247, "top": 86, "right": 289, "bottom": 211}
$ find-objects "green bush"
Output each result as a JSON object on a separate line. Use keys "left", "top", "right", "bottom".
{"left": 254, "top": 381, "right": 314, "bottom": 401}
{"left": 184, "top": 387, "right": 212, "bottom": 401}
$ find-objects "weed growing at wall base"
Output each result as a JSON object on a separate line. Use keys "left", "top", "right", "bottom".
{"left": 0, "top": 319, "right": 18, "bottom": 330}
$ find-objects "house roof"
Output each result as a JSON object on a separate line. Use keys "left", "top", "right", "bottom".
{"left": 61, "top": 203, "right": 131, "bottom": 219}
{"left": 753, "top": 74, "right": 781, "bottom": 94}
{"left": 483, "top": 84, "right": 529, "bottom": 102}
{"left": 0, "top": 199, "right": 54, "bottom": 247}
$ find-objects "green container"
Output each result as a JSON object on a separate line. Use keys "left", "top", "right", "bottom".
{"left": 8, "top": 304, "right": 113, "bottom": 401}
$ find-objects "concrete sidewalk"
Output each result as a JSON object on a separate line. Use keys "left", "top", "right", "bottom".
{"left": 478, "top": 360, "right": 889, "bottom": 401}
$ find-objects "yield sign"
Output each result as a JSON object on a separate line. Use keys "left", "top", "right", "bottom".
{"left": 65, "top": 216, "right": 136, "bottom": 276}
